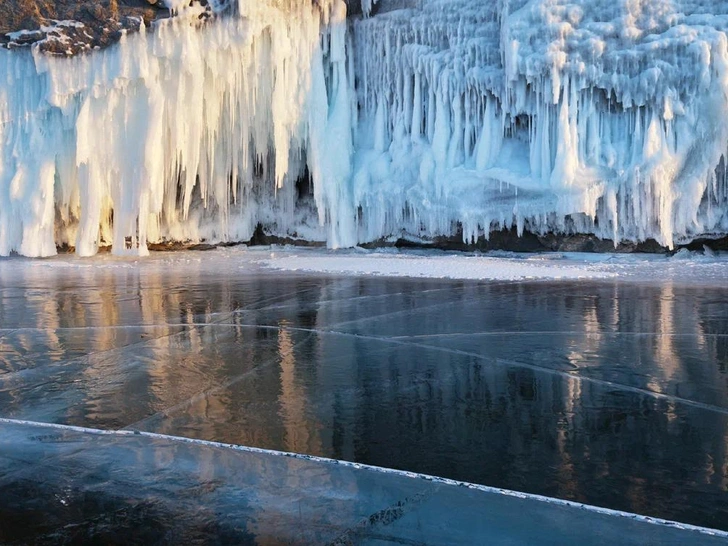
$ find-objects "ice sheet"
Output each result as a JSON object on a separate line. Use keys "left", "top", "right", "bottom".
{"left": 0, "top": 251, "right": 727, "bottom": 532}
{"left": 0, "top": 419, "right": 726, "bottom": 545}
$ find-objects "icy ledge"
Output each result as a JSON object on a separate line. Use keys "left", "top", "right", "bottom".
{"left": 2, "top": 0, "right": 728, "bottom": 257}
{"left": 3, "top": 418, "right": 727, "bottom": 544}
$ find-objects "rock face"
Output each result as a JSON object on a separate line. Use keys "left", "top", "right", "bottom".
{"left": 0, "top": 0, "right": 163, "bottom": 55}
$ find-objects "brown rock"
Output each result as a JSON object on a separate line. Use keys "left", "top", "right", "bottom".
{"left": 0, "top": 0, "right": 164, "bottom": 55}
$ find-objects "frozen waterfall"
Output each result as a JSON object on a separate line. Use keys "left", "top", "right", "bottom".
{"left": 2, "top": 0, "right": 728, "bottom": 256}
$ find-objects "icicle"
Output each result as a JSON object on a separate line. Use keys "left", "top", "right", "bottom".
{"left": 3, "top": 0, "right": 728, "bottom": 256}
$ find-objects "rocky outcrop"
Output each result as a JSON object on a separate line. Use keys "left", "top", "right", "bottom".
{"left": 0, "top": 0, "right": 420, "bottom": 54}
{"left": 0, "top": 1, "right": 412, "bottom": 55}
{"left": 0, "top": 0, "right": 164, "bottom": 55}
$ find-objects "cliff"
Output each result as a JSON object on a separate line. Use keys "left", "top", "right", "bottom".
{"left": 0, "top": 0, "right": 167, "bottom": 55}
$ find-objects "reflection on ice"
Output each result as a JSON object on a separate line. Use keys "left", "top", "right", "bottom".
{"left": 0, "top": 253, "right": 727, "bottom": 532}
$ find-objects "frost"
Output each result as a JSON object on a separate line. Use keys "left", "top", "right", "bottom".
{"left": 2, "top": 0, "right": 728, "bottom": 256}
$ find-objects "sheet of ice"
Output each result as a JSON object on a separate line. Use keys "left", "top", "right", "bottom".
{"left": 2, "top": 0, "right": 728, "bottom": 256}
{"left": 2, "top": 419, "right": 727, "bottom": 545}
{"left": 1, "top": 251, "right": 727, "bottom": 530}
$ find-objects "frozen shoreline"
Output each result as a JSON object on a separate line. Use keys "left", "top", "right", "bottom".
{"left": 2, "top": 246, "right": 727, "bottom": 286}
{"left": 258, "top": 248, "right": 728, "bottom": 285}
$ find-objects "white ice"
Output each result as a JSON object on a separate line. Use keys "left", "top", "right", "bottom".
{"left": 2, "top": 0, "right": 728, "bottom": 256}
{"left": 253, "top": 247, "right": 728, "bottom": 284}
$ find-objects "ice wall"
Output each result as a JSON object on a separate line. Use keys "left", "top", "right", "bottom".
{"left": 352, "top": 0, "right": 728, "bottom": 248}
{"left": 2, "top": 0, "right": 728, "bottom": 256}
{"left": 0, "top": 0, "right": 353, "bottom": 256}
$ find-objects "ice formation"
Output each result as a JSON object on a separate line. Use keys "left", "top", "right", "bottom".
{"left": 2, "top": 0, "right": 728, "bottom": 256}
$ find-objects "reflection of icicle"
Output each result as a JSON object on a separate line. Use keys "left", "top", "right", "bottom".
{"left": 277, "top": 322, "right": 322, "bottom": 455}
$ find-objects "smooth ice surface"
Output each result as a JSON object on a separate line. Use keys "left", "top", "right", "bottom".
{"left": 3, "top": 1, "right": 728, "bottom": 255}
{"left": 0, "top": 249, "right": 727, "bottom": 536}
{"left": 1, "top": 420, "right": 727, "bottom": 545}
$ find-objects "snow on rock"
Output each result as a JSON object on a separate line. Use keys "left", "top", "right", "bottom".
{"left": 0, "top": 1, "right": 162, "bottom": 55}
{"left": 2, "top": 0, "right": 728, "bottom": 256}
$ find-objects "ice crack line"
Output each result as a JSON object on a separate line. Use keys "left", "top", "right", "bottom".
{"left": 120, "top": 328, "right": 316, "bottom": 432}
{"left": 327, "top": 489, "right": 433, "bottom": 546}
{"left": 215, "top": 324, "right": 728, "bottom": 417}
{"left": 391, "top": 331, "right": 728, "bottom": 339}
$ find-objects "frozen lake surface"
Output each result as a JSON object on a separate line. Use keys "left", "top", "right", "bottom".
{"left": 0, "top": 248, "right": 727, "bottom": 542}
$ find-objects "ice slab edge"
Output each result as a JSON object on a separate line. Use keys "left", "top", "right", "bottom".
{"left": 0, "top": 417, "right": 727, "bottom": 545}
{"left": 2, "top": 0, "right": 728, "bottom": 256}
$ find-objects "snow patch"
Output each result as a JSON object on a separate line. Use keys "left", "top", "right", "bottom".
{"left": 258, "top": 252, "right": 616, "bottom": 280}
{"left": 254, "top": 247, "right": 728, "bottom": 284}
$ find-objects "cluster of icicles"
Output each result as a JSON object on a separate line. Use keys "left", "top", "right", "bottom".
{"left": 1, "top": 0, "right": 728, "bottom": 256}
